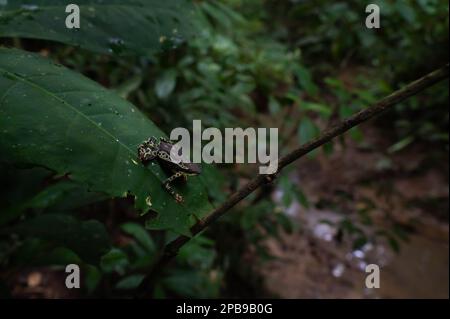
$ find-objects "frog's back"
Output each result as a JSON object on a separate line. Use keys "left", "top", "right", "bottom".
{"left": 157, "top": 141, "right": 202, "bottom": 174}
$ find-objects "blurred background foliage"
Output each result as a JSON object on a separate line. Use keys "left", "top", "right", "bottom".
{"left": 0, "top": 0, "right": 448, "bottom": 298}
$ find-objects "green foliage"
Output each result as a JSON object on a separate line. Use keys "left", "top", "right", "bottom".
{"left": 121, "top": 222, "right": 156, "bottom": 254}
{"left": 97, "top": 231, "right": 221, "bottom": 298}
{"left": 163, "top": 236, "right": 221, "bottom": 298}
{"left": 269, "top": 0, "right": 448, "bottom": 71}
{"left": 5, "top": 238, "right": 83, "bottom": 267}
{"left": 138, "top": 0, "right": 316, "bottom": 129}
{"left": 0, "top": 0, "right": 196, "bottom": 56}
{"left": 8, "top": 214, "right": 110, "bottom": 264}
{"left": 0, "top": 48, "right": 211, "bottom": 235}
{"left": 0, "top": 0, "right": 447, "bottom": 298}
{"left": 266, "top": 0, "right": 449, "bottom": 148}
{"left": 0, "top": 1, "right": 232, "bottom": 298}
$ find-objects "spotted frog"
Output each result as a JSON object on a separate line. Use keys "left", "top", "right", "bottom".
{"left": 138, "top": 137, "right": 201, "bottom": 203}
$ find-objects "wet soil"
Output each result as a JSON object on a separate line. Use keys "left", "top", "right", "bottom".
{"left": 261, "top": 123, "right": 449, "bottom": 298}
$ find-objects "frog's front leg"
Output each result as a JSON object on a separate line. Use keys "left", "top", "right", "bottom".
{"left": 163, "top": 171, "right": 185, "bottom": 203}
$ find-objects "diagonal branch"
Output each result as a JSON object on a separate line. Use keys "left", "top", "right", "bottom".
{"left": 136, "top": 64, "right": 449, "bottom": 297}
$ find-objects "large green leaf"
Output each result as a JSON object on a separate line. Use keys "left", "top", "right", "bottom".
{"left": 0, "top": 0, "right": 197, "bottom": 56}
{"left": 0, "top": 48, "right": 212, "bottom": 234}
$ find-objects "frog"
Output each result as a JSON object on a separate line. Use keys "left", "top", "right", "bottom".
{"left": 137, "top": 136, "right": 201, "bottom": 203}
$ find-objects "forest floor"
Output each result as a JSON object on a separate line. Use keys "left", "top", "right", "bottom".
{"left": 260, "top": 121, "right": 449, "bottom": 298}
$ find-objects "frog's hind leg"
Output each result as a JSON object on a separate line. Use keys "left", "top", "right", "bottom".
{"left": 163, "top": 172, "right": 184, "bottom": 203}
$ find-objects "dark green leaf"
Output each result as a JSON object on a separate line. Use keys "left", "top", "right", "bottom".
{"left": 10, "top": 214, "right": 111, "bottom": 264}
{"left": 163, "top": 269, "right": 220, "bottom": 298}
{"left": 115, "top": 274, "right": 145, "bottom": 290}
{"left": 293, "top": 64, "right": 319, "bottom": 96}
{"left": 121, "top": 222, "right": 155, "bottom": 253}
{"left": 84, "top": 265, "right": 102, "bottom": 294}
{"left": 100, "top": 248, "right": 129, "bottom": 274}
{"left": 302, "top": 102, "right": 332, "bottom": 117}
{"left": 298, "top": 118, "right": 320, "bottom": 158}
{"left": 0, "top": 0, "right": 197, "bottom": 56}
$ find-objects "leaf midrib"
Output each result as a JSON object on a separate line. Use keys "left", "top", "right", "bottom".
{"left": 0, "top": 65, "right": 158, "bottom": 180}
